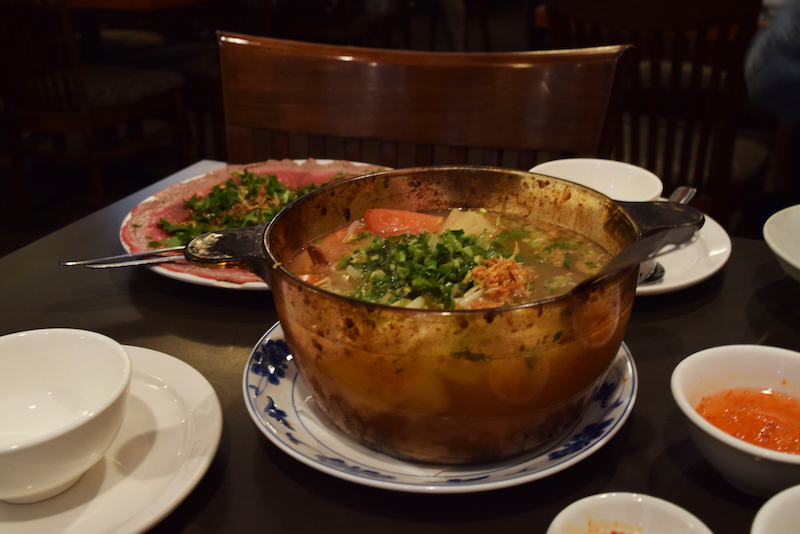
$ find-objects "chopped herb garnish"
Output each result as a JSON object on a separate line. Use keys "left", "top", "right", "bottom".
{"left": 545, "top": 239, "right": 581, "bottom": 252}
{"left": 150, "top": 170, "right": 324, "bottom": 247}
{"left": 339, "top": 229, "right": 510, "bottom": 309}
{"left": 545, "top": 276, "right": 567, "bottom": 293}
{"left": 493, "top": 228, "right": 531, "bottom": 253}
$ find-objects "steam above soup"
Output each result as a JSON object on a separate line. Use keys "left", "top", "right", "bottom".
{"left": 286, "top": 208, "right": 611, "bottom": 308}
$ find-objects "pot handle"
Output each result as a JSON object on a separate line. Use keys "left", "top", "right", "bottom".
{"left": 617, "top": 201, "right": 705, "bottom": 236}
{"left": 185, "top": 224, "right": 270, "bottom": 274}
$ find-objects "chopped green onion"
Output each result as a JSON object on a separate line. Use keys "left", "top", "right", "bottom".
{"left": 151, "top": 170, "right": 325, "bottom": 248}
{"left": 339, "top": 229, "right": 510, "bottom": 309}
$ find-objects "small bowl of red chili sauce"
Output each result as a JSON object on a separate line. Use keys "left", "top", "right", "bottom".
{"left": 671, "top": 344, "right": 800, "bottom": 498}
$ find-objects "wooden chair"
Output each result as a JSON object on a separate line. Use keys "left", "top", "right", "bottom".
{"left": 0, "top": 0, "right": 191, "bottom": 219}
{"left": 542, "top": 0, "right": 765, "bottom": 231}
{"left": 217, "top": 32, "right": 634, "bottom": 170}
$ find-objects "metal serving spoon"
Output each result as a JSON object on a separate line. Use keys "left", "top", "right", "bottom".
{"left": 638, "top": 186, "right": 698, "bottom": 285}
{"left": 59, "top": 246, "right": 185, "bottom": 268}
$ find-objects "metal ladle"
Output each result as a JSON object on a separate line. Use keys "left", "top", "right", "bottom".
{"left": 638, "top": 186, "right": 698, "bottom": 285}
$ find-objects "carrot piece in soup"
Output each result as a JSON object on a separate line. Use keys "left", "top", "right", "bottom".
{"left": 363, "top": 208, "right": 445, "bottom": 236}
{"left": 295, "top": 273, "right": 327, "bottom": 285}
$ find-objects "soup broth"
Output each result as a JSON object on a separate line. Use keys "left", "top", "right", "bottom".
{"left": 286, "top": 208, "right": 611, "bottom": 309}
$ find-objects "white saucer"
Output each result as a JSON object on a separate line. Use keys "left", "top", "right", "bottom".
{"left": 637, "top": 213, "right": 731, "bottom": 296}
{"left": 0, "top": 346, "right": 222, "bottom": 534}
{"left": 243, "top": 323, "right": 637, "bottom": 493}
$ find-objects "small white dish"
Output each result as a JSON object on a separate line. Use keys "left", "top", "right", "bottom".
{"left": 530, "top": 158, "right": 663, "bottom": 202}
{"left": 672, "top": 344, "right": 800, "bottom": 498}
{"left": 243, "top": 323, "right": 637, "bottom": 493}
{"left": 764, "top": 204, "right": 800, "bottom": 285}
{"left": 636, "top": 213, "right": 731, "bottom": 296}
{"left": 546, "top": 492, "right": 713, "bottom": 534}
{"left": 752, "top": 484, "right": 800, "bottom": 534}
{"left": 0, "top": 346, "right": 222, "bottom": 534}
{"left": 0, "top": 329, "right": 131, "bottom": 503}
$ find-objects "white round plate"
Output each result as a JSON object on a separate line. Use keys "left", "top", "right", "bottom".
{"left": 637, "top": 213, "right": 731, "bottom": 296}
{"left": 243, "top": 323, "right": 637, "bottom": 493}
{"left": 0, "top": 346, "right": 223, "bottom": 534}
{"left": 119, "top": 159, "right": 383, "bottom": 291}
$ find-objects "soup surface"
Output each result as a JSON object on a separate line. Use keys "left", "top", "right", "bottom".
{"left": 695, "top": 387, "right": 800, "bottom": 454}
{"left": 287, "top": 208, "right": 611, "bottom": 309}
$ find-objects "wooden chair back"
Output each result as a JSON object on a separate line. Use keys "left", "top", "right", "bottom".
{"left": 217, "top": 32, "right": 634, "bottom": 170}
{"left": 543, "top": 0, "right": 763, "bottom": 225}
{"left": 0, "top": 0, "right": 189, "bottom": 214}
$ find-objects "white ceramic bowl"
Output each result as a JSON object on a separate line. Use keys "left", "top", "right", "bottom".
{"left": 530, "top": 158, "right": 663, "bottom": 202}
{"left": 671, "top": 344, "right": 800, "bottom": 498}
{"left": 547, "top": 492, "right": 712, "bottom": 534}
{"left": 764, "top": 204, "right": 800, "bottom": 285}
{"left": 531, "top": 158, "right": 664, "bottom": 282}
{"left": 752, "top": 484, "right": 800, "bottom": 534}
{"left": 0, "top": 328, "right": 131, "bottom": 503}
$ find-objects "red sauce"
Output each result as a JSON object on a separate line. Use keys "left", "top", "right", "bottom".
{"left": 695, "top": 388, "right": 800, "bottom": 454}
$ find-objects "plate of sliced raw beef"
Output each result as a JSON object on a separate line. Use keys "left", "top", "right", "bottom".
{"left": 119, "top": 159, "right": 387, "bottom": 290}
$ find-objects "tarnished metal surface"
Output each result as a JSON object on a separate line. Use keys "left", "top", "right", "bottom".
{"left": 188, "top": 166, "right": 701, "bottom": 463}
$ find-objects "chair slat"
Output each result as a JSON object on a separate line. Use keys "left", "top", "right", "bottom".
{"left": 308, "top": 134, "right": 326, "bottom": 159}
{"left": 481, "top": 149, "right": 501, "bottom": 167}
{"left": 344, "top": 138, "right": 364, "bottom": 163}
{"left": 377, "top": 140, "right": 398, "bottom": 168}
{"left": 225, "top": 126, "right": 256, "bottom": 163}
{"left": 447, "top": 146, "right": 469, "bottom": 166}
{"left": 515, "top": 151, "right": 536, "bottom": 171}
{"left": 414, "top": 144, "right": 435, "bottom": 167}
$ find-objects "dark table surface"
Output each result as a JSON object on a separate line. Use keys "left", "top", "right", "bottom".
{"left": 2, "top": 160, "right": 798, "bottom": 534}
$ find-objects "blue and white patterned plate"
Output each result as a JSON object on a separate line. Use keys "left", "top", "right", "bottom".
{"left": 242, "top": 322, "right": 638, "bottom": 494}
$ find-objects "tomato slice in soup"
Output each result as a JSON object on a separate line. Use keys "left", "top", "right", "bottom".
{"left": 295, "top": 273, "right": 327, "bottom": 285}
{"left": 363, "top": 209, "right": 445, "bottom": 236}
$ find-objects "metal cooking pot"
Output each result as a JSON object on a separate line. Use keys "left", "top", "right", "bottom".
{"left": 187, "top": 166, "right": 703, "bottom": 464}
